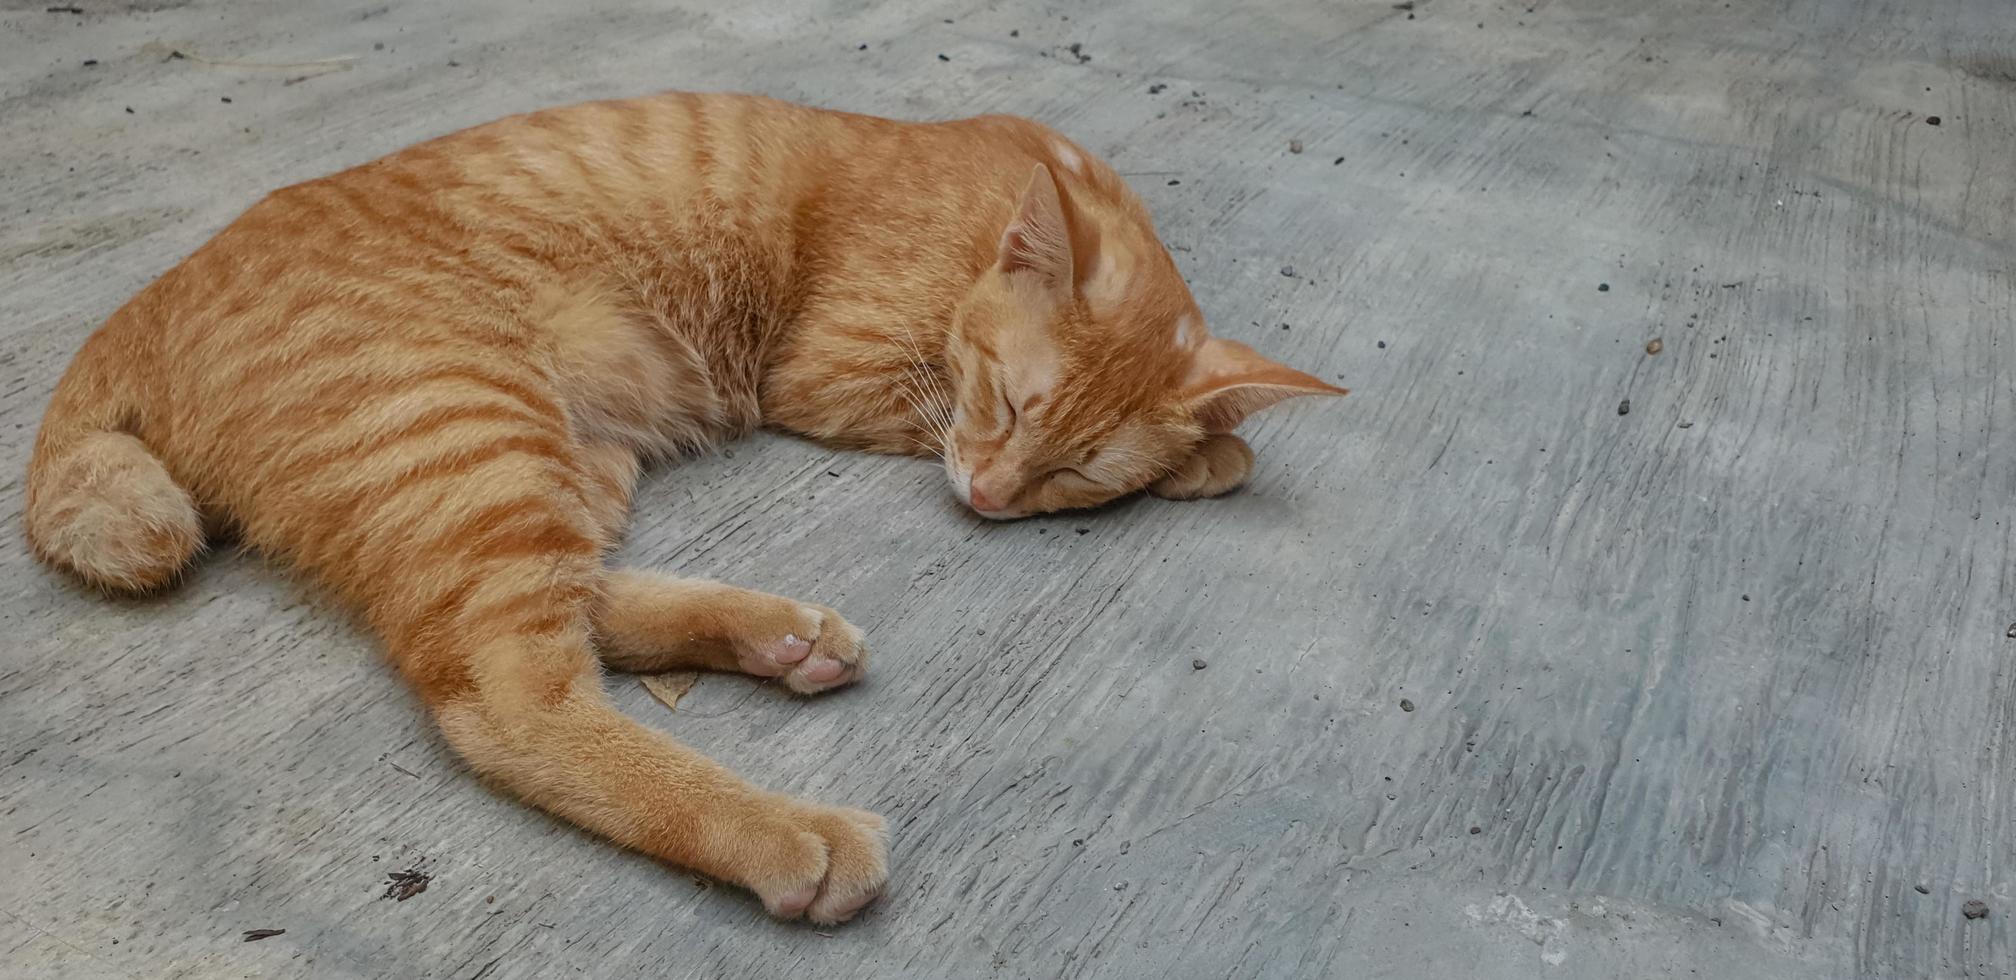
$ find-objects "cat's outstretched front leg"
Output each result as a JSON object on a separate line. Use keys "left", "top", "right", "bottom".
{"left": 594, "top": 570, "right": 867, "bottom": 694}
{"left": 1148, "top": 433, "right": 1254, "bottom": 500}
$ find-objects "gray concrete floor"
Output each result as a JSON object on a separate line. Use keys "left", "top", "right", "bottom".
{"left": 3, "top": 0, "right": 2013, "bottom": 977}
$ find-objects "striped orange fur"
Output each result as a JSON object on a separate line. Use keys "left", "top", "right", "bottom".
{"left": 23, "top": 92, "right": 1343, "bottom": 923}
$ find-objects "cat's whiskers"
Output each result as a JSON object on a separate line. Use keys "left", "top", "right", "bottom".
{"left": 888, "top": 327, "right": 953, "bottom": 452}
{"left": 893, "top": 378, "right": 949, "bottom": 459}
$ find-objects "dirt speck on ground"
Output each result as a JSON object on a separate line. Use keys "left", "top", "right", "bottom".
{"left": 384, "top": 867, "right": 432, "bottom": 902}
{"left": 1617, "top": 399, "right": 1631, "bottom": 416}
{"left": 1963, "top": 899, "right": 1989, "bottom": 919}
{"left": 1288, "top": 139, "right": 1303, "bottom": 153}
{"left": 1399, "top": 698, "right": 1415, "bottom": 712}
{"left": 1192, "top": 658, "right": 1208, "bottom": 670}
{"left": 1646, "top": 338, "right": 1663, "bottom": 355}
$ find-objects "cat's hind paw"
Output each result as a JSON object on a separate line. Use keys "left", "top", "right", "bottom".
{"left": 741, "top": 797, "right": 889, "bottom": 925}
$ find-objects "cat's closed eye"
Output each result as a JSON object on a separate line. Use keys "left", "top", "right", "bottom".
{"left": 1047, "top": 451, "right": 1106, "bottom": 485}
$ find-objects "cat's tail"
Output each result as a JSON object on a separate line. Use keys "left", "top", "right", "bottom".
{"left": 25, "top": 315, "right": 203, "bottom": 593}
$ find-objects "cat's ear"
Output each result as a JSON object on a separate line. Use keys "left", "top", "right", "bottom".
{"left": 1181, "top": 337, "right": 1348, "bottom": 433}
{"left": 996, "top": 164, "right": 1073, "bottom": 288}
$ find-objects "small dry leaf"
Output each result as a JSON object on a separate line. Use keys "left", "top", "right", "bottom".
{"left": 1646, "top": 338, "right": 1663, "bottom": 355}
{"left": 641, "top": 672, "right": 701, "bottom": 712}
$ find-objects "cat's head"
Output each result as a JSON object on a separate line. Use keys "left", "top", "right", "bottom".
{"left": 942, "top": 163, "right": 1344, "bottom": 519}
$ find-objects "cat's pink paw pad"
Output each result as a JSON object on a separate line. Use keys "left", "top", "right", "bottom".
{"left": 799, "top": 657, "right": 848, "bottom": 685}
{"left": 739, "top": 611, "right": 822, "bottom": 678}
{"left": 782, "top": 612, "right": 867, "bottom": 695}
{"left": 763, "top": 633, "right": 814, "bottom": 670}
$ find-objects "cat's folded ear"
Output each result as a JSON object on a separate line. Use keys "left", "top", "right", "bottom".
{"left": 1181, "top": 337, "right": 1348, "bottom": 433}
{"left": 997, "top": 164, "right": 1074, "bottom": 289}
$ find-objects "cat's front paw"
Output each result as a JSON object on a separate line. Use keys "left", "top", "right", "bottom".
{"left": 740, "top": 602, "right": 868, "bottom": 695}
{"left": 1149, "top": 433, "right": 1254, "bottom": 500}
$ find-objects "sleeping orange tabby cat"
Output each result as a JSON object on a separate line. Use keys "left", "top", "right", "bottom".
{"left": 25, "top": 92, "right": 1343, "bottom": 923}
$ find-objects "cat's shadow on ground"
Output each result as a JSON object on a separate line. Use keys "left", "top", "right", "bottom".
{"left": 939, "top": 486, "right": 1153, "bottom": 531}
{"left": 937, "top": 480, "right": 1309, "bottom": 535}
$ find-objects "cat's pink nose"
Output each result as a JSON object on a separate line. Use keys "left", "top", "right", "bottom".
{"left": 968, "top": 483, "right": 1002, "bottom": 512}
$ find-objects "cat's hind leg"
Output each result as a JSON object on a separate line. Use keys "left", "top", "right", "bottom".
{"left": 238, "top": 368, "right": 884, "bottom": 920}
{"left": 359, "top": 450, "right": 883, "bottom": 923}
{"left": 594, "top": 570, "right": 867, "bottom": 695}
